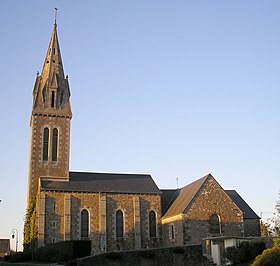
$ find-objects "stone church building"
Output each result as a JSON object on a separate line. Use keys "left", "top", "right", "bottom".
{"left": 26, "top": 22, "right": 260, "bottom": 254}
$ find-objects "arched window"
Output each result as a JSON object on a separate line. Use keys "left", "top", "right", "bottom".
{"left": 116, "top": 210, "right": 124, "bottom": 238}
{"left": 52, "top": 128, "right": 58, "bottom": 162}
{"left": 149, "top": 210, "right": 156, "bottom": 238}
{"left": 43, "top": 128, "right": 49, "bottom": 161}
{"left": 210, "top": 214, "right": 221, "bottom": 234}
{"left": 81, "top": 209, "right": 89, "bottom": 238}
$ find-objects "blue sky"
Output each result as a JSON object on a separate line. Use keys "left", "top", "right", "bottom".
{"left": 0, "top": 1, "right": 279, "bottom": 250}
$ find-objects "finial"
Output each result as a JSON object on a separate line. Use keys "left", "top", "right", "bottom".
{"left": 54, "top": 8, "right": 58, "bottom": 24}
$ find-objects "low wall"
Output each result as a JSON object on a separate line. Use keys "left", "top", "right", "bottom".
{"left": 78, "top": 245, "right": 206, "bottom": 266}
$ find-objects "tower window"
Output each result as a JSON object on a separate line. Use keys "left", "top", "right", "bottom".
{"left": 116, "top": 210, "right": 124, "bottom": 238}
{"left": 52, "top": 128, "right": 58, "bottom": 162}
{"left": 43, "top": 128, "right": 49, "bottom": 161}
{"left": 81, "top": 209, "right": 89, "bottom": 238}
{"left": 51, "top": 91, "right": 55, "bottom": 108}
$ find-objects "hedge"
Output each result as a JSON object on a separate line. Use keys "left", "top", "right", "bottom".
{"left": 225, "top": 240, "right": 266, "bottom": 265}
{"left": 251, "top": 246, "right": 280, "bottom": 266}
{"left": 9, "top": 240, "right": 91, "bottom": 263}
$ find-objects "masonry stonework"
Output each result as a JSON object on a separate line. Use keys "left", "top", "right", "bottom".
{"left": 183, "top": 178, "right": 244, "bottom": 244}
{"left": 39, "top": 191, "right": 161, "bottom": 253}
{"left": 243, "top": 219, "right": 261, "bottom": 237}
{"left": 25, "top": 22, "right": 261, "bottom": 256}
{"left": 161, "top": 176, "right": 259, "bottom": 248}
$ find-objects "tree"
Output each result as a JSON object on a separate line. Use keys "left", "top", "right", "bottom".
{"left": 263, "top": 192, "right": 280, "bottom": 237}
{"left": 251, "top": 246, "right": 280, "bottom": 266}
{"left": 275, "top": 193, "right": 280, "bottom": 235}
{"left": 261, "top": 222, "right": 270, "bottom": 237}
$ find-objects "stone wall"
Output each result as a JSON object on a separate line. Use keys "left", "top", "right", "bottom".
{"left": 162, "top": 178, "right": 245, "bottom": 247}
{"left": 78, "top": 245, "right": 207, "bottom": 266}
{"left": 40, "top": 191, "right": 161, "bottom": 254}
{"left": 27, "top": 115, "right": 71, "bottom": 202}
{"left": 162, "top": 217, "right": 184, "bottom": 247}
{"left": 243, "top": 219, "right": 261, "bottom": 237}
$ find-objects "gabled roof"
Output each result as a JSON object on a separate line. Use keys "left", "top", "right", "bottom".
{"left": 162, "top": 174, "right": 211, "bottom": 219}
{"left": 225, "top": 190, "right": 260, "bottom": 219}
{"left": 40, "top": 171, "right": 161, "bottom": 194}
{"left": 0, "top": 239, "right": 10, "bottom": 256}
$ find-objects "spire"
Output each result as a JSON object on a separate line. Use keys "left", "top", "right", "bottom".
{"left": 40, "top": 22, "right": 65, "bottom": 87}
{"left": 32, "top": 21, "right": 71, "bottom": 115}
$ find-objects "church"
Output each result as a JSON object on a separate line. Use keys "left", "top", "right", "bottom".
{"left": 25, "top": 22, "right": 260, "bottom": 254}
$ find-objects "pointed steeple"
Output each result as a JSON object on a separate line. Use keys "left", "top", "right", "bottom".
{"left": 41, "top": 23, "right": 64, "bottom": 85}
{"left": 32, "top": 22, "right": 71, "bottom": 117}
{"left": 27, "top": 21, "right": 72, "bottom": 203}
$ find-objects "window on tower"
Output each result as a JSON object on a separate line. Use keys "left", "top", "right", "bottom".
{"left": 43, "top": 127, "right": 49, "bottom": 161}
{"left": 51, "top": 91, "right": 55, "bottom": 108}
{"left": 52, "top": 128, "right": 58, "bottom": 162}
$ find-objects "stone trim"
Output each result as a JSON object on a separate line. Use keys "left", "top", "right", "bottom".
{"left": 161, "top": 214, "right": 182, "bottom": 224}
{"left": 99, "top": 195, "right": 107, "bottom": 252}
{"left": 133, "top": 196, "right": 141, "bottom": 249}
{"left": 33, "top": 112, "right": 72, "bottom": 119}
{"left": 37, "top": 193, "right": 46, "bottom": 247}
{"left": 64, "top": 194, "right": 71, "bottom": 240}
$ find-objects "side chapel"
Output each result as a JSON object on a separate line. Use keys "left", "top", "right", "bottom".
{"left": 26, "top": 22, "right": 260, "bottom": 254}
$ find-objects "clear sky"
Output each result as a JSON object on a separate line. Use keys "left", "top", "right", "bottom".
{"left": 0, "top": 1, "right": 279, "bottom": 251}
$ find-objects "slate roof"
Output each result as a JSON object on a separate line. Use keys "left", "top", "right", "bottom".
{"left": 161, "top": 189, "right": 179, "bottom": 215}
{"left": 162, "top": 174, "right": 210, "bottom": 219}
{"left": 225, "top": 190, "right": 260, "bottom": 219}
{"left": 40, "top": 171, "right": 161, "bottom": 194}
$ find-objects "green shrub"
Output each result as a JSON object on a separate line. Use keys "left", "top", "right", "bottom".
{"left": 172, "top": 246, "right": 185, "bottom": 254}
{"left": 251, "top": 246, "right": 280, "bottom": 266}
{"left": 34, "top": 246, "right": 61, "bottom": 262}
{"left": 9, "top": 250, "right": 32, "bottom": 263}
{"left": 225, "top": 240, "right": 266, "bottom": 265}
{"left": 139, "top": 250, "right": 155, "bottom": 259}
{"left": 34, "top": 240, "right": 91, "bottom": 263}
{"left": 225, "top": 245, "right": 246, "bottom": 265}
{"left": 105, "top": 251, "right": 122, "bottom": 260}
{"left": 273, "top": 238, "right": 280, "bottom": 247}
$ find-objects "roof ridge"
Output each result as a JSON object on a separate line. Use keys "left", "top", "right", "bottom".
{"left": 69, "top": 170, "right": 151, "bottom": 176}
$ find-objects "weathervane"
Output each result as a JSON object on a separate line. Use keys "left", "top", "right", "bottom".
{"left": 54, "top": 8, "right": 58, "bottom": 24}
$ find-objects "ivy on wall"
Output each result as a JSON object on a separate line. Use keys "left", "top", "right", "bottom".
{"left": 24, "top": 196, "right": 37, "bottom": 250}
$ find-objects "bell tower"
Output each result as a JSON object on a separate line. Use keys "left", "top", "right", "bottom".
{"left": 27, "top": 22, "right": 72, "bottom": 203}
